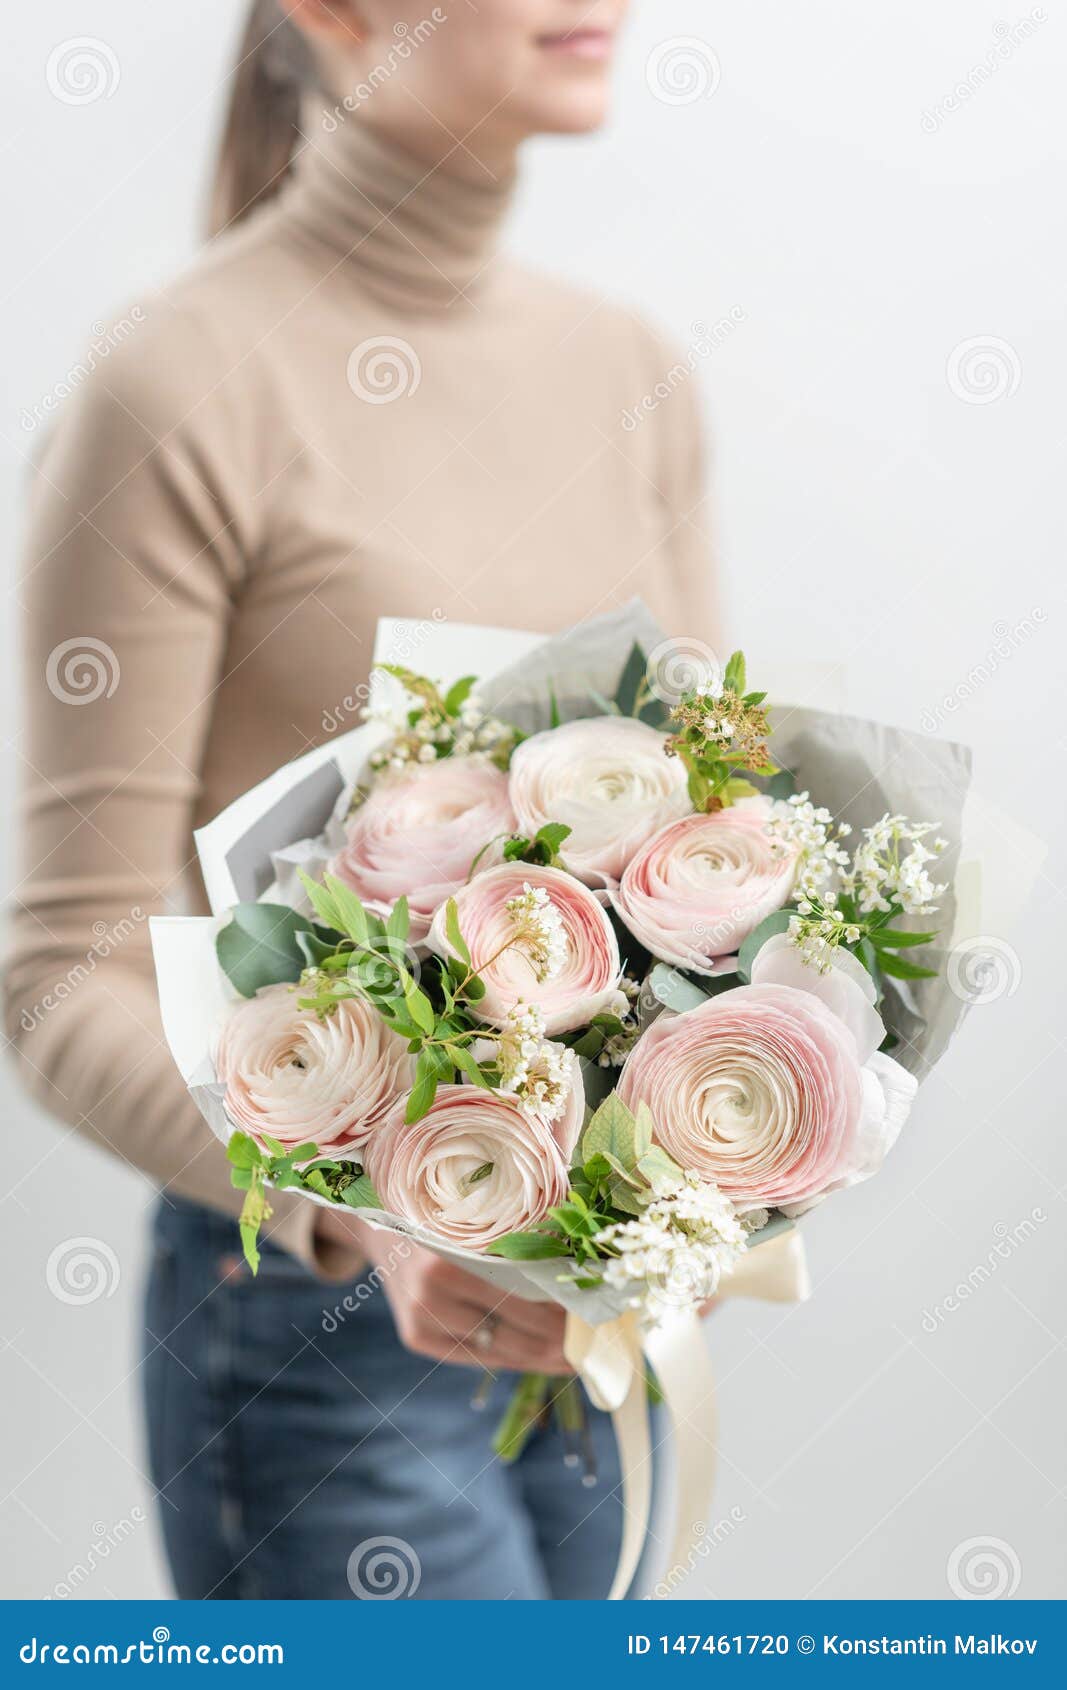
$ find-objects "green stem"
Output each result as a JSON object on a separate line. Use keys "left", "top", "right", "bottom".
{"left": 491, "top": 1371, "right": 550, "bottom": 1463}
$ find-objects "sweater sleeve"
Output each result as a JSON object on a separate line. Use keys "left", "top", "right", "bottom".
{"left": 3, "top": 303, "right": 317, "bottom": 1265}
{"left": 658, "top": 339, "right": 721, "bottom": 643}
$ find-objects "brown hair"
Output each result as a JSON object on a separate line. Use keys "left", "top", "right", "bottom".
{"left": 208, "top": 1, "right": 316, "bottom": 238}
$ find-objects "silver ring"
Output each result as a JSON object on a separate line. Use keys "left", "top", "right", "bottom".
{"left": 472, "top": 1312, "right": 499, "bottom": 1353}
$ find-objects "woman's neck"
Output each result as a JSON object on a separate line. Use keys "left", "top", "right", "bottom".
{"left": 281, "top": 100, "right": 518, "bottom": 313}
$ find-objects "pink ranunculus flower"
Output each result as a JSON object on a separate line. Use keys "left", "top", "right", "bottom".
{"left": 425, "top": 861, "right": 625, "bottom": 1036}
{"left": 612, "top": 796, "right": 798, "bottom": 974}
{"left": 214, "top": 984, "right": 414, "bottom": 1156}
{"left": 617, "top": 938, "right": 917, "bottom": 1211}
{"left": 328, "top": 758, "right": 516, "bottom": 944}
{"left": 365, "top": 1085, "right": 570, "bottom": 1251}
{"left": 507, "top": 716, "right": 690, "bottom": 884}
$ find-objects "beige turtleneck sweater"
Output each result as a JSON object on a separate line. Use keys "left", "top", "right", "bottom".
{"left": 5, "top": 118, "right": 718, "bottom": 1266}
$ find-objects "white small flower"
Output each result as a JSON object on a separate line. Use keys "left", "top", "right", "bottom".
{"left": 597, "top": 1174, "right": 752, "bottom": 1325}
{"left": 495, "top": 1002, "right": 574, "bottom": 1123}
{"left": 504, "top": 883, "right": 569, "bottom": 983}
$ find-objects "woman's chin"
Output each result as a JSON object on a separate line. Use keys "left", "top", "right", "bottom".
{"left": 523, "top": 90, "right": 615, "bottom": 136}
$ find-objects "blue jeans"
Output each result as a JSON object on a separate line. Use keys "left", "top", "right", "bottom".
{"left": 142, "top": 1196, "right": 638, "bottom": 1600}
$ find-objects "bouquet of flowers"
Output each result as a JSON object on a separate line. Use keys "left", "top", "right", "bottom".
{"left": 151, "top": 602, "right": 974, "bottom": 1599}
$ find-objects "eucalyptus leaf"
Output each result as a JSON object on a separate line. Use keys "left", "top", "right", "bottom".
{"left": 216, "top": 904, "right": 317, "bottom": 998}
{"left": 646, "top": 962, "right": 713, "bottom": 1015}
{"left": 736, "top": 910, "right": 795, "bottom": 982}
{"left": 613, "top": 641, "right": 647, "bottom": 717}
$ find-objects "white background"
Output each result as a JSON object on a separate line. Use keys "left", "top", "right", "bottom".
{"left": 1, "top": 0, "right": 1063, "bottom": 1600}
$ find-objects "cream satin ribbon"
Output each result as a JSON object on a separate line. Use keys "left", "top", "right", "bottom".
{"left": 563, "top": 1230, "right": 810, "bottom": 1601}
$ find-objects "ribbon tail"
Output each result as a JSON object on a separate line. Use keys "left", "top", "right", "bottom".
{"left": 643, "top": 1310, "right": 718, "bottom": 1598}
{"left": 606, "top": 1374, "right": 653, "bottom": 1601}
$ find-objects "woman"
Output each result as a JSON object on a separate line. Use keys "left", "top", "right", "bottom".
{"left": 5, "top": 0, "right": 717, "bottom": 1599}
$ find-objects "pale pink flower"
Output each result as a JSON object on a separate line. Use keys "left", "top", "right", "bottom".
{"left": 426, "top": 861, "right": 624, "bottom": 1036}
{"left": 328, "top": 758, "right": 515, "bottom": 943}
{"left": 365, "top": 1085, "right": 570, "bottom": 1251}
{"left": 214, "top": 984, "right": 413, "bottom": 1156}
{"left": 612, "top": 797, "right": 798, "bottom": 974}
{"left": 618, "top": 942, "right": 916, "bottom": 1211}
{"left": 507, "top": 716, "right": 690, "bottom": 883}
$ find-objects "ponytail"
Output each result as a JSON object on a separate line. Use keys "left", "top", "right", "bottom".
{"left": 208, "top": 0, "right": 315, "bottom": 238}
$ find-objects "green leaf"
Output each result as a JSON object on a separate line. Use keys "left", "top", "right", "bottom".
{"left": 297, "top": 869, "right": 344, "bottom": 933}
{"left": 295, "top": 927, "right": 345, "bottom": 969}
{"left": 637, "top": 1144, "right": 684, "bottom": 1189}
{"left": 633, "top": 1102, "right": 654, "bottom": 1159}
{"left": 237, "top": 1176, "right": 270, "bottom": 1276}
{"left": 486, "top": 1232, "right": 567, "bottom": 1260}
{"left": 448, "top": 1044, "right": 491, "bottom": 1087}
{"left": 614, "top": 641, "right": 647, "bottom": 717}
{"left": 286, "top": 1142, "right": 320, "bottom": 1163}
{"left": 580, "top": 1093, "right": 637, "bottom": 1172}
{"left": 857, "top": 937, "right": 882, "bottom": 988}
{"left": 405, "top": 1048, "right": 441, "bottom": 1122}
{"left": 765, "top": 767, "right": 797, "bottom": 801}
{"left": 547, "top": 681, "right": 561, "bottom": 730}
{"left": 869, "top": 927, "right": 938, "bottom": 950}
{"left": 736, "top": 910, "right": 795, "bottom": 982}
{"left": 443, "top": 674, "right": 478, "bottom": 716}
{"left": 216, "top": 903, "right": 317, "bottom": 998}
{"left": 226, "top": 1131, "right": 264, "bottom": 1172}
{"left": 322, "top": 875, "right": 371, "bottom": 946}
{"left": 724, "top": 650, "right": 747, "bottom": 694}
{"left": 340, "top": 1173, "right": 383, "bottom": 1210}
{"left": 876, "top": 951, "right": 939, "bottom": 981}
{"left": 444, "top": 897, "right": 471, "bottom": 965}
{"left": 399, "top": 969, "right": 435, "bottom": 1036}
{"left": 534, "top": 821, "right": 572, "bottom": 856}
{"left": 386, "top": 896, "right": 410, "bottom": 944}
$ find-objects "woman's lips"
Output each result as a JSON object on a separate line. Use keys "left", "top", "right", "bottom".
{"left": 537, "top": 29, "right": 614, "bottom": 61}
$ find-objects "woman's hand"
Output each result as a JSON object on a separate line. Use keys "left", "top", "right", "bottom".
{"left": 315, "top": 1208, "right": 571, "bottom": 1374}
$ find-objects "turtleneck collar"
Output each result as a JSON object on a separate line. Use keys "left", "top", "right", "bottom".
{"left": 282, "top": 103, "right": 516, "bottom": 313}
